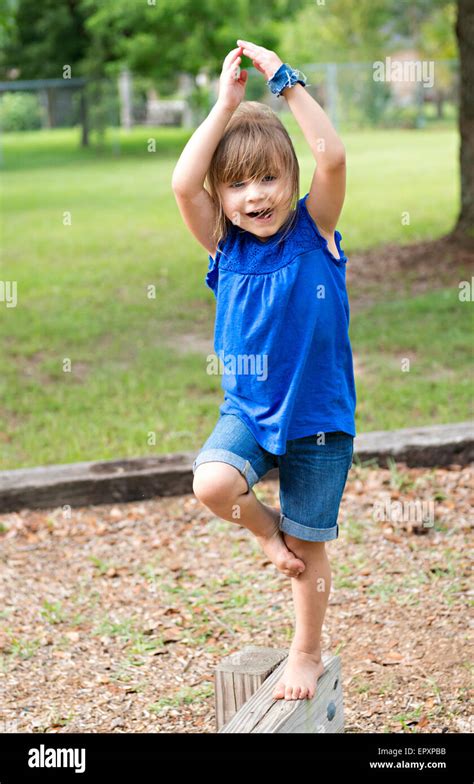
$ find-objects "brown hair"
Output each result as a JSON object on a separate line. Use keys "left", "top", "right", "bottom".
{"left": 204, "top": 101, "right": 300, "bottom": 252}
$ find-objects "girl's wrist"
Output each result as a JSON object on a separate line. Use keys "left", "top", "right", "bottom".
{"left": 267, "top": 63, "right": 307, "bottom": 97}
{"left": 215, "top": 98, "right": 238, "bottom": 114}
{"left": 266, "top": 59, "right": 284, "bottom": 81}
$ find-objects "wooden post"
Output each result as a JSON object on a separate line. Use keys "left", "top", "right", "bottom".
{"left": 215, "top": 646, "right": 344, "bottom": 733}
{"left": 214, "top": 645, "right": 288, "bottom": 730}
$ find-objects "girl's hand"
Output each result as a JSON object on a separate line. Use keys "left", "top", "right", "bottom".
{"left": 236, "top": 39, "right": 283, "bottom": 81}
{"left": 217, "top": 46, "right": 248, "bottom": 112}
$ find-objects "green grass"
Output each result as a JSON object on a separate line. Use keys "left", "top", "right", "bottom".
{"left": 0, "top": 123, "right": 469, "bottom": 469}
{"left": 351, "top": 288, "right": 473, "bottom": 431}
{"left": 289, "top": 116, "right": 460, "bottom": 250}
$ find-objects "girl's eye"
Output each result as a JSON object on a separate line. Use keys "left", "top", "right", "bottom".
{"left": 230, "top": 175, "right": 276, "bottom": 188}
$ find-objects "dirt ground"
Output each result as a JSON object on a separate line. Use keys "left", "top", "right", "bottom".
{"left": 346, "top": 233, "right": 474, "bottom": 313}
{"left": 0, "top": 236, "right": 472, "bottom": 735}
{"left": 0, "top": 461, "right": 472, "bottom": 734}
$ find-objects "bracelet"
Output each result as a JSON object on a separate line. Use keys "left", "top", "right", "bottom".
{"left": 267, "top": 63, "right": 307, "bottom": 98}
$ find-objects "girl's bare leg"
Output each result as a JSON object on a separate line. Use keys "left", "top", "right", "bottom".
{"left": 272, "top": 535, "right": 330, "bottom": 700}
{"left": 193, "top": 467, "right": 306, "bottom": 578}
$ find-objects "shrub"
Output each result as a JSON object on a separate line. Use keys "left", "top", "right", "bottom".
{"left": 0, "top": 92, "right": 44, "bottom": 131}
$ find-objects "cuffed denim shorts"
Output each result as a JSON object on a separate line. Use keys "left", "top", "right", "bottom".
{"left": 192, "top": 413, "right": 354, "bottom": 542}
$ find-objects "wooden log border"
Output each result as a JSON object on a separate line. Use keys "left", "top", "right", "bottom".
{"left": 0, "top": 421, "right": 472, "bottom": 513}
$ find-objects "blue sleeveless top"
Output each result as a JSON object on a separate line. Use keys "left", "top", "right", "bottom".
{"left": 205, "top": 192, "right": 356, "bottom": 456}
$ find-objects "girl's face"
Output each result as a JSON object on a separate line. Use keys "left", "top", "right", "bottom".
{"left": 218, "top": 174, "right": 292, "bottom": 241}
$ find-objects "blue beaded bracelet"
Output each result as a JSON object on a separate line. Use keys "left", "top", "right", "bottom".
{"left": 267, "top": 63, "right": 307, "bottom": 97}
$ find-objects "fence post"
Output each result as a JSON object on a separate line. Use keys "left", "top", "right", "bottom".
{"left": 118, "top": 68, "right": 133, "bottom": 130}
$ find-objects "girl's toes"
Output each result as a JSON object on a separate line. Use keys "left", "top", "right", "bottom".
{"left": 273, "top": 682, "right": 285, "bottom": 699}
{"left": 284, "top": 685, "right": 294, "bottom": 700}
{"left": 293, "top": 686, "right": 302, "bottom": 699}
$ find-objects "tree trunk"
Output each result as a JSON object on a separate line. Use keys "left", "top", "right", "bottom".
{"left": 451, "top": 0, "right": 474, "bottom": 245}
{"left": 435, "top": 90, "right": 444, "bottom": 120}
{"left": 80, "top": 89, "right": 89, "bottom": 147}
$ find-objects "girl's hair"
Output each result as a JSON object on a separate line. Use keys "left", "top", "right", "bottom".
{"left": 204, "top": 101, "right": 300, "bottom": 252}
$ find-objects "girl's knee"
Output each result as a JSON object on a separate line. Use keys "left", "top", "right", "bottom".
{"left": 193, "top": 461, "right": 249, "bottom": 506}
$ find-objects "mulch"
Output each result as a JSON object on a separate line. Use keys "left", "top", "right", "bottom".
{"left": 0, "top": 235, "right": 472, "bottom": 734}
{"left": 0, "top": 459, "right": 471, "bottom": 734}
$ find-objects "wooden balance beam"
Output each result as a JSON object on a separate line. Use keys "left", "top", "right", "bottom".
{"left": 215, "top": 645, "right": 344, "bottom": 733}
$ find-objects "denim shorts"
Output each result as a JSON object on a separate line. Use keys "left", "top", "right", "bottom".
{"left": 192, "top": 413, "right": 354, "bottom": 542}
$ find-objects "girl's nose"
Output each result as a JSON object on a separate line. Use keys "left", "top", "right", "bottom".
{"left": 246, "top": 181, "right": 265, "bottom": 202}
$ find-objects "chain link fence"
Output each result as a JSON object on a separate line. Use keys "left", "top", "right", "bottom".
{"left": 0, "top": 59, "right": 458, "bottom": 143}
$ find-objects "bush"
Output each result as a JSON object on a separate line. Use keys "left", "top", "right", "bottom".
{"left": 380, "top": 104, "right": 424, "bottom": 129}
{"left": 0, "top": 92, "right": 44, "bottom": 131}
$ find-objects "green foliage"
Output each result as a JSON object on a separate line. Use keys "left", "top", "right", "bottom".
{"left": 2, "top": 0, "right": 90, "bottom": 79}
{"left": 278, "top": 0, "right": 456, "bottom": 66}
{"left": 356, "top": 73, "right": 392, "bottom": 127}
{"left": 419, "top": 2, "right": 457, "bottom": 59}
{"left": 187, "top": 84, "right": 213, "bottom": 126}
{"left": 2, "top": 0, "right": 308, "bottom": 83}
{"left": 0, "top": 91, "right": 43, "bottom": 131}
{"left": 380, "top": 104, "right": 424, "bottom": 129}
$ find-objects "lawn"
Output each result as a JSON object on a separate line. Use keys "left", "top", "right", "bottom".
{"left": 1, "top": 121, "right": 469, "bottom": 469}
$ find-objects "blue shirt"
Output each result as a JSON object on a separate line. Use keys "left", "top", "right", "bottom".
{"left": 205, "top": 192, "right": 357, "bottom": 455}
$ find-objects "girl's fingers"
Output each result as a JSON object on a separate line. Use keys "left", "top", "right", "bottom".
{"left": 238, "top": 40, "right": 263, "bottom": 57}
{"left": 241, "top": 47, "right": 264, "bottom": 63}
{"left": 227, "top": 47, "right": 241, "bottom": 62}
{"left": 240, "top": 46, "right": 258, "bottom": 60}
{"left": 223, "top": 46, "right": 242, "bottom": 68}
{"left": 229, "top": 56, "right": 241, "bottom": 73}
{"left": 229, "top": 50, "right": 243, "bottom": 67}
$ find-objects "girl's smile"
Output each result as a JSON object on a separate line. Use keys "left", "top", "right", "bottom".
{"left": 247, "top": 208, "right": 274, "bottom": 222}
{"left": 219, "top": 175, "right": 290, "bottom": 239}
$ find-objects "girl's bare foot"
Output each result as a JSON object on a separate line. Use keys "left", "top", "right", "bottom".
{"left": 272, "top": 647, "right": 325, "bottom": 700}
{"left": 255, "top": 505, "right": 305, "bottom": 578}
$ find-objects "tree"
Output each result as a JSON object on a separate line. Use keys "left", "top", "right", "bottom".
{"left": 1, "top": 0, "right": 90, "bottom": 78}
{"left": 80, "top": 0, "right": 307, "bottom": 86}
{"left": 1, "top": 0, "right": 307, "bottom": 143}
{"left": 452, "top": 0, "right": 473, "bottom": 241}
{"left": 278, "top": 0, "right": 392, "bottom": 65}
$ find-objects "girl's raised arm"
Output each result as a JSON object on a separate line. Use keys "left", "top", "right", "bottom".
{"left": 238, "top": 39, "right": 346, "bottom": 238}
{"left": 171, "top": 47, "right": 248, "bottom": 255}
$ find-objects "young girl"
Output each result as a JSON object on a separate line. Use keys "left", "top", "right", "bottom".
{"left": 172, "top": 40, "right": 356, "bottom": 702}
